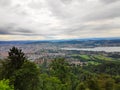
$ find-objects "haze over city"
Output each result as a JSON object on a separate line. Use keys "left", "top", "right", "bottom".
{"left": 0, "top": 0, "right": 120, "bottom": 40}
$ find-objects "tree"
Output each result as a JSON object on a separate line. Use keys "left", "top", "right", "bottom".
{"left": 104, "top": 78, "right": 115, "bottom": 90}
{"left": 0, "top": 47, "right": 40, "bottom": 90}
{"left": 0, "top": 79, "right": 14, "bottom": 90}
{"left": 50, "top": 58, "right": 70, "bottom": 84}
{"left": 76, "top": 82, "right": 86, "bottom": 90}
{"left": 87, "top": 79, "right": 101, "bottom": 90}
{"left": 14, "top": 61, "right": 40, "bottom": 90}
{"left": 1, "top": 47, "right": 26, "bottom": 79}
{"left": 8, "top": 46, "right": 26, "bottom": 69}
{"left": 115, "top": 84, "right": 120, "bottom": 90}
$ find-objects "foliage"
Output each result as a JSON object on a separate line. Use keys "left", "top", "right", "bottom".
{"left": 0, "top": 47, "right": 120, "bottom": 90}
{"left": 50, "top": 58, "right": 70, "bottom": 84}
{"left": 8, "top": 46, "right": 26, "bottom": 69}
{"left": 76, "top": 82, "right": 86, "bottom": 90}
{"left": 0, "top": 79, "right": 14, "bottom": 90}
{"left": 83, "top": 61, "right": 120, "bottom": 75}
{"left": 13, "top": 61, "right": 40, "bottom": 90}
{"left": 0, "top": 47, "right": 40, "bottom": 90}
{"left": 39, "top": 74, "right": 62, "bottom": 90}
{"left": 1, "top": 47, "right": 26, "bottom": 79}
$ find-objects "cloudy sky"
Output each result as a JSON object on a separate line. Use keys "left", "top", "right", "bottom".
{"left": 0, "top": 0, "right": 120, "bottom": 40}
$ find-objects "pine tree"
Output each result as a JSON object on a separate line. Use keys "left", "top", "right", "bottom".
{"left": 8, "top": 46, "right": 26, "bottom": 69}
{"left": 1, "top": 47, "right": 26, "bottom": 79}
{"left": 1, "top": 47, "right": 40, "bottom": 90}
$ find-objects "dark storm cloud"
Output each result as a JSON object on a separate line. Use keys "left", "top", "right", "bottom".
{"left": 0, "top": 27, "right": 34, "bottom": 35}
{"left": 0, "top": 26, "right": 55, "bottom": 37}
{"left": 0, "top": 28, "right": 11, "bottom": 35}
{"left": 17, "top": 29, "right": 33, "bottom": 33}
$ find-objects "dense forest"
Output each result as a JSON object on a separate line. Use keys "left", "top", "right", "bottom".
{"left": 0, "top": 47, "right": 120, "bottom": 90}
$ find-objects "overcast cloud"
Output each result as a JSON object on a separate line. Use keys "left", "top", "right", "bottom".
{"left": 0, "top": 0, "right": 120, "bottom": 40}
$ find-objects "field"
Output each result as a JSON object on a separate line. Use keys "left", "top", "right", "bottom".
{"left": 71, "top": 53, "right": 119, "bottom": 65}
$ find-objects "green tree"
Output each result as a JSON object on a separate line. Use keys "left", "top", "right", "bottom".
{"left": 1, "top": 47, "right": 26, "bottom": 79}
{"left": 8, "top": 46, "right": 26, "bottom": 69}
{"left": 50, "top": 58, "right": 70, "bottom": 84}
{"left": 14, "top": 61, "right": 40, "bottom": 90}
{"left": 0, "top": 47, "right": 40, "bottom": 90}
{"left": 0, "top": 79, "right": 14, "bottom": 90}
{"left": 104, "top": 78, "right": 115, "bottom": 90}
{"left": 97, "top": 74, "right": 116, "bottom": 90}
{"left": 39, "top": 74, "right": 62, "bottom": 90}
{"left": 115, "top": 84, "right": 120, "bottom": 90}
{"left": 39, "top": 74, "right": 48, "bottom": 90}
{"left": 87, "top": 79, "right": 100, "bottom": 90}
{"left": 46, "top": 76, "right": 62, "bottom": 90}
{"left": 76, "top": 82, "right": 86, "bottom": 90}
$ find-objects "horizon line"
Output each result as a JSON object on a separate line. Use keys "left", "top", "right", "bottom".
{"left": 0, "top": 37, "right": 120, "bottom": 42}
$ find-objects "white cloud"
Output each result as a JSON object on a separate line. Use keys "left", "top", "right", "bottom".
{"left": 0, "top": 0, "right": 120, "bottom": 40}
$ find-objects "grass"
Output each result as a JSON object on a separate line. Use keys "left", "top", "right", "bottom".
{"left": 79, "top": 55, "right": 90, "bottom": 60}
{"left": 87, "top": 61, "right": 100, "bottom": 65}
{"left": 93, "top": 55, "right": 113, "bottom": 61}
{"left": 72, "top": 54, "right": 90, "bottom": 60}
{"left": 72, "top": 54, "right": 114, "bottom": 62}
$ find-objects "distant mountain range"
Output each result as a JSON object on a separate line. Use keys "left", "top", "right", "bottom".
{"left": 0, "top": 37, "right": 120, "bottom": 46}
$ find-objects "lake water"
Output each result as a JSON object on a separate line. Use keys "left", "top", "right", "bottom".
{"left": 61, "top": 47, "right": 120, "bottom": 52}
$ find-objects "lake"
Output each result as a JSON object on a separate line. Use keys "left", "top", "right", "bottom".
{"left": 61, "top": 47, "right": 120, "bottom": 52}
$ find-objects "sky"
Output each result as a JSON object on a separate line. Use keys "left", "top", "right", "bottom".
{"left": 0, "top": 0, "right": 120, "bottom": 40}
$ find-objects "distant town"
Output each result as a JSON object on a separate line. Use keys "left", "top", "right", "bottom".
{"left": 0, "top": 38, "right": 120, "bottom": 65}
